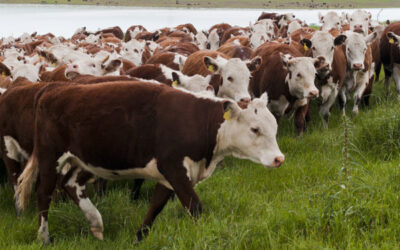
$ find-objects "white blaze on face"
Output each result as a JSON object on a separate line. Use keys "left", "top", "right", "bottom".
{"left": 283, "top": 55, "right": 319, "bottom": 99}
{"left": 120, "top": 39, "right": 146, "bottom": 65}
{"left": 319, "top": 11, "right": 342, "bottom": 31}
{"left": 129, "top": 26, "right": 145, "bottom": 40}
{"left": 310, "top": 31, "right": 335, "bottom": 69}
{"left": 195, "top": 31, "right": 209, "bottom": 50}
{"left": 12, "top": 63, "right": 41, "bottom": 82}
{"left": 343, "top": 31, "right": 376, "bottom": 71}
{"left": 347, "top": 10, "right": 371, "bottom": 36}
{"left": 249, "top": 19, "right": 275, "bottom": 49}
{"left": 216, "top": 94, "right": 284, "bottom": 168}
{"left": 204, "top": 56, "right": 252, "bottom": 101}
{"left": 287, "top": 21, "right": 302, "bottom": 36}
{"left": 207, "top": 29, "right": 220, "bottom": 51}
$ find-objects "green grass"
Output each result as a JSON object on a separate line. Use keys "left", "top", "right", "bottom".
{"left": 0, "top": 0, "right": 399, "bottom": 9}
{"left": 2, "top": 71, "right": 400, "bottom": 249}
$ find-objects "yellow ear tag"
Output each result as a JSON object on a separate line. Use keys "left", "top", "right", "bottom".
{"left": 172, "top": 80, "right": 179, "bottom": 87}
{"left": 1, "top": 72, "right": 5, "bottom": 77}
{"left": 304, "top": 44, "right": 309, "bottom": 51}
{"left": 179, "top": 66, "right": 183, "bottom": 71}
{"left": 389, "top": 38, "right": 395, "bottom": 44}
{"left": 207, "top": 65, "right": 215, "bottom": 73}
{"left": 52, "top": 63, "right": 57, "bottom": 67}
{"left": 39, "top": 55, "right": 43, "bottom": 60}
{"left": 223, "top": 109, "right": 232, "bottom": 121}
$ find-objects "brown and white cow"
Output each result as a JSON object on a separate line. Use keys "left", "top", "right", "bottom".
{"left": 380, "top": 22, "right": 400, "bottom": 98}
{"left": 339, "top": 31, "right": 377, "bottom": 115}
{"left": 319, "top": 11, "right": 343, "bottom": 32}
{"left": 16, "top": 81, "right": 284, "bottom": 243}
{"left": 250, "top": 42, "right": 323, "bottom": 135}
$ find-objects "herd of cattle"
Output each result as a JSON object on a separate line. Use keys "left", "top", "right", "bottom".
{"left": 0, "top": 9, "right": 400, "bottom": 244}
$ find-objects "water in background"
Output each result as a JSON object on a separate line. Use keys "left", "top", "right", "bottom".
{"left": 0, "top": 4, "right": 396, "bottom": 37}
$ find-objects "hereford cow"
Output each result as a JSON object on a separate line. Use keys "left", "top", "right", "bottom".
{"left": 380, "top": 22, "right": 400, "bottom": 98}
{"left": 16, "top": 81, "right": 284, "bottom": 243}
{"left": 319, "top": 11, "right": 343, "bottom": 31}
{"left": 250, "top": 42, "right": 323, "bottom": 135}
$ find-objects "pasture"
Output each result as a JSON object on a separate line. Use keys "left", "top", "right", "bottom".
{"left": 1, "top": 70, "right": 400, "bottom": 249}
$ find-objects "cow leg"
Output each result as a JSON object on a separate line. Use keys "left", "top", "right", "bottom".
{"left": 384, "top": 67, "right": 392, "bottom": 98}
{"left": 3, "top": 156, "right": 23, "bottom": 216}
{"left": 392, "top": 64, "right": 400, "bottom": 100}
{"left": 62, "top": 166, "right": 104, "bottom": 240}
{"left": 361, "top": 77, "right": 374, "bottom": 107}
{"left": 136, "top": 183, "right": 173, "bottom": 241}
{"left": 338, "top": 87, "right": 347, "bottom": 116}
{"left": 352, "top": 74, "right": 368, "bottom": 116}
{"left": 319, "top": 83, "right": 338, "bottom": 128}
{"left": 131, "top": 179, "right": 144, "bottom": 201}
{"left": 36, "top": 157, "right": 58, "bottom": 244}
{"left": 294, "top": 103, "right": 309, "bottom": 136}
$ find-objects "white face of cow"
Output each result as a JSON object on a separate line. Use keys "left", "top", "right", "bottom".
{"left": 282, "top": 54, "right": 319, "bottom": 99}
{"left": 12, "top": 63, "right": 41, "bottom": 82}
{"left": 249, "top": 19, "right": 275, "bottom": 48}
{"left": 319, "top": 11, "right": 342, "bottom": 31}
{"left": 217, "top": 94, "right": 284, "bottom": 168}
{"left": 120, "top": 39, "right": 146, "bottom": 65}
{"left": 195, "top": 31, "right": 208, "bottom": 50}
{"left": 343, "top": 31, "right": 376, "bottom": 71}
{"left": 64, "top": 55, "right": 121, "bottom": 78}
{"left": 278, "top": 13, "right": 295, "bottom": 28}
{"left": 204, "top": 56, "right": 262, "bottom": 102}
{"left": 171, "top": 72, "right": 213, "bottom": 93}
{"left": 310, "top": 31, "right": 335, "bottom": 69}
{"left": 346, "top": 10, "right": 371, "bottom": 36}
{"left": 207, "top": 29, "right": 220, "bottom": 51}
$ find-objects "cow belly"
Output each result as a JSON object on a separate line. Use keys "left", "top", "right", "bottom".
{"left": 56, "top": 152, "right": 173, "bottom": 190}
{"left": 4, "top": 136, "right": 29, "bottom": 163}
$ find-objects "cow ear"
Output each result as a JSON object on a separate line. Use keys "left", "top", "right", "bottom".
{"left": 204, "top": 56, "right": 220, "bottom": 73}
{"left": 260, "top": 92, "right": 269, "bottom": 104}
{"left": 0, "top": 62, "right": 11, "bottom": 77}
{"left": 334, "top": 34, "right": 347, "bottom": 46}
{"left": 365, "top": 31, "right": 377, "bottom": 45}
{"left": 300, "top": 38, "right": 312, "bottom": 52}
{"left": 222, "top": 101, "right": 240, "bottom": 121}
{"left": 318, "top": 12, "right": 324, "bottom": 23}
{"left": 247, "top": 56, "right": 262, "bottom": 72}
{"left": 387, "top": 32, "right": 400, "bottom": 45}
{"left": 104, "top": 59, "right": 122, "bottom": 73}
{"left": 171, "top": 72, "right": 180, "bottom": 87}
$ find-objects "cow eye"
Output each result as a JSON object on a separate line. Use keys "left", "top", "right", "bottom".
{"left": 365, "top": 18, "right": 368, "bottom": 21}
{"left": 134, "top": 49, "right": 139, "bottom": 53}
{"left": 331, "top": 46, "right": 334, "bottom": 50}
{"left": 297, "top": 73, "right": 302, "bottom": 78}
{"left": 227, "top": 76, "right": 233, "bottom": 82}
{"left": 312, "top": 47, "right": 316, "bottom": 50}
{"left": 350, "top": 18, "right": 353, "bottom": 21}
{"left": 337, "top": 22, "right": 340, "bottom": 25}
{"left": 92, "top": 64, "right": 96, "bottom": 68}
{"left": 251, "top": 127, "right": 260, "bottom": 135}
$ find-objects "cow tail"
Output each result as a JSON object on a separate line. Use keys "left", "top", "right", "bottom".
{"left": 15, "top": 155, "right": 39, "bottom": 211}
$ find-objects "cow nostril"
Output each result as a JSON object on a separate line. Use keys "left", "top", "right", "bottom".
{"left": 273, "top": 156, "right": 284, "bottom": 167}
{"left": 353, "top": 63, "right": 362, "bottom": 69}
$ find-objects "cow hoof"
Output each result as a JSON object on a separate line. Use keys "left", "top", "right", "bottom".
{"left": 91, "top": 227, "right": 104, "bottom": 240}
{"left": 14, "top": 204, "right": 22, "bottom": 217}
{"left": 352, "top": 108, "right": 359, "bottom": 116}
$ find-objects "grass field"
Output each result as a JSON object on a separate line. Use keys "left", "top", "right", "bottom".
{"left": 0, "top": 0, "right": 400, "bottom": 9}
{"left": 1, "top": 70, "right": 400, "bottom": 249}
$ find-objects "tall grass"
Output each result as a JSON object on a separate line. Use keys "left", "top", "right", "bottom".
{"left": 1, "top": 74, "right": 400, "bottom": 249}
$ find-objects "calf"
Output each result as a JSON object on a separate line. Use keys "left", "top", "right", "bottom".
{"left": 319, "top": 11, "right": 343, "bottom": 31}
{"left": 182, "top": 51, "right": 261, "bottom": 102}
{"left": 16, "top": 81, "right": 284, "bottom": 243}
{"left": 339, "top": 31, "right": 376, "bottom": 115}
{"left": 307, "top": 31, "right": 347, "bottom": 126}
{"left": 250, "top": 43, "right": 322, "bottom": 135}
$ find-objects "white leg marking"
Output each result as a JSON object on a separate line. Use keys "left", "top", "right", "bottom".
{"left": 4, "top": 136, "right": 29, "bottom": 162}
{"left": 38, "top": 216, "right": 50, "bottom": 244}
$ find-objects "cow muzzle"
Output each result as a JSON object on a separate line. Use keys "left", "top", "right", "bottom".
{"left": 352, "top": 63, "right": 363, "bottom": 71}
{"left": 272, "top": 156, "right": 285, "bottom": 168}
{"left": 308, "top": 90, "right": 319, "bottom": 99}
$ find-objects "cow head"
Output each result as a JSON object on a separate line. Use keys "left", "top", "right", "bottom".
{"left": 171, "top": 71, "right": 213, "bottom": 93}
{"left": 120, "top": 39, "right": 147, "bottom": 65}
{"left": 319, "top": 11, "right": 342, "bottom": 31}
{"left": 342, "top": 31, "right": 376, "bottom": 71}
{"left": 207, "top": 29, "right": 220, "bottom": 51}
{"left": 217, "top": 93, "right": 284, "bottom": 168}
{"left": 249, "top": 19, "right": 275, "bottom": 48}
{"left": 64, "top": 55, "right": 122, "bottom": 79}
{"left": 346, "top": 10, "right": 371, "bottom": 36}
{"left": 195, "top": 31, "right": 209, "bottom": 50}
{"left": 204, "top": 56, "right": 261, "bottom": 102}
{"left": 309, "top": 31, "right": 346, "bottom": 71}
{"left": 281, "top": 53, "right": 320, "bottom": 99}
